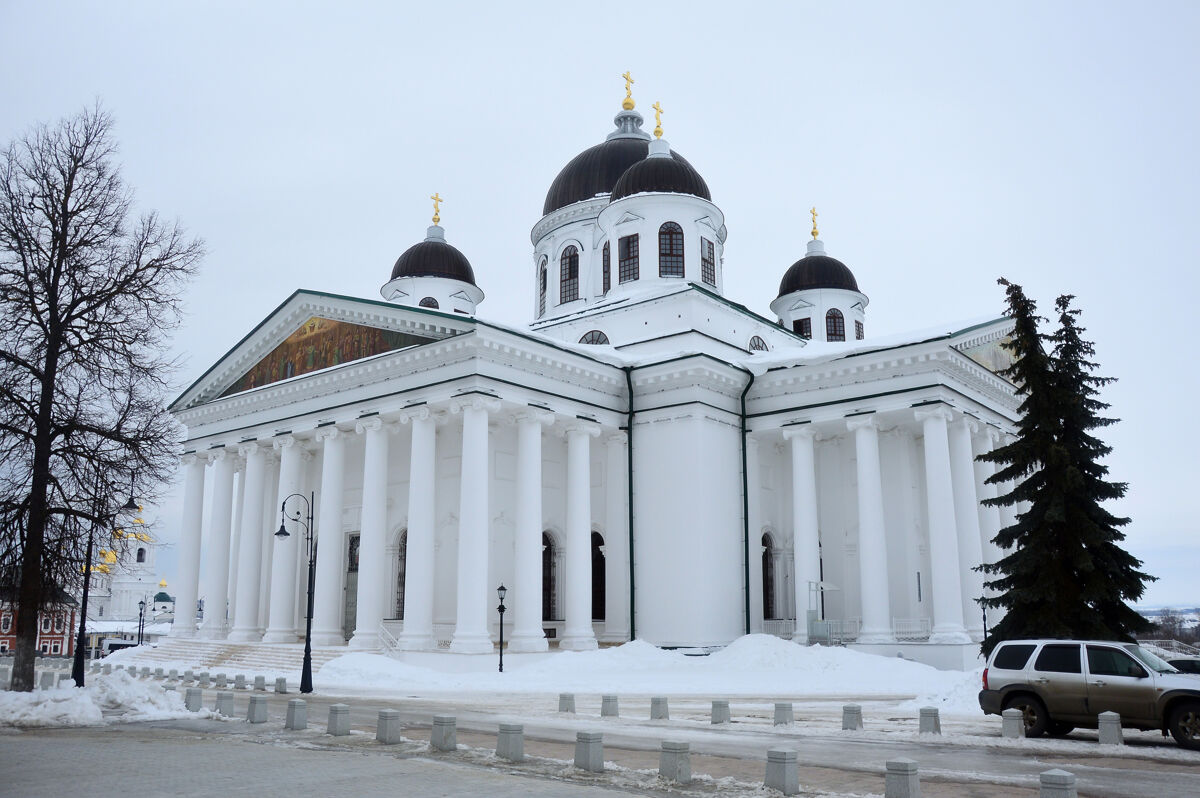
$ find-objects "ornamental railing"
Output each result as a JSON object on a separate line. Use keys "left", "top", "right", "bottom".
{"left": 892, "top": 617, "right": 932, "bottom": 641}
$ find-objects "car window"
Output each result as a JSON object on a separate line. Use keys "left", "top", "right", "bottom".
{"left": 1034, "top": 644, "right": 1082, "bottom": 673}
{"left": 1088, "top": 646, "right": 1147, "bottom": 678}
{"left": 1171, "top": 659, "right": 1200, "bottom": 674}
{"left": 992, "top": 644, "right": 1036, "bottom": 670}
{"left": 1123, "top": 644, "right": 1178, "bottom": 673}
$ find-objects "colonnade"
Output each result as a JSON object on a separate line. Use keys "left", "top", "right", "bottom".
{"left": 778, "top": 407, "right": 1014, "bottom": 645}
{"left": 173, "top": 398, "right": 616, "bottom": 654}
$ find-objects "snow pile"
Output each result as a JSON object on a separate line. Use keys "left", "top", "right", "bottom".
{"left": 898, "top": 667, "right": 985, "bottom": 716}
{"left": 318, "top": 653, "right": 460, "bottom": 691}
{"left": 0, "top": 670, "right": 192, "bottom": 728}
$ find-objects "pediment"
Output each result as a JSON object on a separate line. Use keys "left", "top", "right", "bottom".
{"left": 171, "top": 290, "right": 472, "bottom": 411}
{"left": 614, "top": 211, "right": 644, "bottom": 226}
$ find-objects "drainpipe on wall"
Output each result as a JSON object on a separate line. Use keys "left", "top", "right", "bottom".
{"left": 740, "top": 370, "right": 756, "bottom": 636}
{"left": 623, "top": 366, "right": 636, "bottom": 641}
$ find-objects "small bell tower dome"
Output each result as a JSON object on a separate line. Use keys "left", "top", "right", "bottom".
{"left": 769, "top": 209, "right": 867, "bottom": 343}
{"left": 381, "top": 194, "right": 485, "bottom": 315}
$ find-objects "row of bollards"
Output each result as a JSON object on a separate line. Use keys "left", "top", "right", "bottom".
{"left": 82, "top": 661, "right": 293, "bottom": 695}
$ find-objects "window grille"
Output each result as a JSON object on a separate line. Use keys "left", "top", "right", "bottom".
{"left": 658, "top": 222, "right": 684, "bottom": 277}
{"left": 618, "top": 234, "right": 639, "bottom": 283}
{"left": 419, "top": 297, "right": 439, "bottom": 309}
{"left": 826, "top": 309, "right": 845, "bottom": 341}
{"left": 579, "top": 330, "right": 610, "bottom": 345}
{"left": 701, "top": 237, "right": 716, "bottom": 285}
{"left": 855, "top": 320, "right": 864, "bottom": 340}
{"left": 559, "top": 245, "right": 579, "bottom": 303}
{"left": 537, "top": 257, "right": 547, "bottom": 317}
{"left": 794, "top": 318, "right": 812, "bottom": 339}
{"left": 748, "top": 335, "right": 768, "bottom": 352}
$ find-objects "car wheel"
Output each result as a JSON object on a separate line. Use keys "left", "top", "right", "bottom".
{"left": 1003, "top": 695, "right": 1049, "bottom": 738}
{"left": 1046, "top": 721, "right": 1075, "bottom": 738}
{"left": 1169, "top": 701, "right": 1200, "bottom": 751}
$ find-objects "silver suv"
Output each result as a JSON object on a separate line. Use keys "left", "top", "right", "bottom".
{"left": 977, "top": 639, "right": 1200, "bottom": 749}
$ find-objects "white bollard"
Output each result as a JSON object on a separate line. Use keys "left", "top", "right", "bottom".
{"left": 214, "top": 673, "right": 228, "bottom": 689}
{"left": 253, "top": 675, "right": 266, "bottom": 691}
{"left": 1001, "top": 708, "right": 1025, "bottom": 739}
{"left": 601, "top": 695, "right": 619, "bottom": 717}
{"left": 574, "top": 731, "right": 604, "bottom": 772}
{"left": 918, "top": 707, "right": 941, "bottom": 735}
{"left": 234, "top": 674, "right": 247, "bottom": 690}
{"left": 842, "top": 703, "right": 863, "bottom": 730}
{"left": 140, "top": 667, "right": 151, "bottom": 678}
{"left": 377, "top": 709, "right": 402, "bottom": 744}
{"left": 774, "top": 702, "right": 794, "bottom": 726}
{"left": 885, "top": 758, "right": 921, "bottom": 798}
{"left": 497, "top": 723, "right": 524, "bottom": 762}
{"left": 1039, "top": 769, "right": 1077, "bottom": 798}
{"left": 274, "top": 677, "right": 288, "bottom": 694}
{"left": 765, "top": 748, "right": 799, "bottom": 796}
{"left": 327, "top": 703, "right": 350, "bottom": 736}
{"left": 659, "top": 740, "right": 691, "bottom": 784}
{"left": 39, "top": 671, "right": 56, "bottom": 690}
{"left": 102, "top": 664, "right": 112, "bottom": 675}
{"left": 214, "top": 692, "right": 234, "bottom": 716}
{"left": 431, "top": 714, "right": 457, "bottom": 751}
{"left": 650, "top": 696, "right": 669, "bottom": 720}
{"left": 711, "top": 699, "right": 730, "bottom": 724}
{"left": 153, "top": 667, "right": 164, "bottom": 679}
{"left": 167, "top": 669, "right": 177, "bottom": 680}
{"left": 247, "top": 695, "right": 268, "bottom": 723}
{"left": 185, "top": 687, "right": 203, "bottom": 712}
{"left": 285, "top": 698, "right": 308, "bottom": 730}
{"left": 1097, "top": 711, "right": 1123, "bottom": 745}
{"left": 558, "top": 693, "right": 575, "bottom": 713}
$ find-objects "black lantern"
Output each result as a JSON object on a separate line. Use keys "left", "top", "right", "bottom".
{"left": 278, "top": 492, "right": 317, "bottom": 693}
{"left": 496, "top": 584, "right": 507, "bottom": 673}
{"left": 137, "top": 600, "right": 146, "bottom": 646}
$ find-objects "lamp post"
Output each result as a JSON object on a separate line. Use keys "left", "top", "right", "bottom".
{"left": 137, "top": 600, "right": 146, "bottom": 646}
{"left": 72, "top": 490, "right": 138, "bottom": 688}
{"left": 496, "top": 584, "right": 507, "bottom": 673}
{"left": 275, "top": 492, "right": 316, "bottom": 694}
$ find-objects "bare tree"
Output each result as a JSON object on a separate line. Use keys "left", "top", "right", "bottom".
{"left": 0, "top": 104, "right": 202, "bottom": 691}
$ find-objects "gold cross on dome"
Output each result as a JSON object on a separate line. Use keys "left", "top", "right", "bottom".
{"left": 810, "top": 206, "right": 819, "bottom": 240}
{"left": 652, "top": 101, "right": 664, "bottom": 138}
{"left": 431, "top": 192, "right": 444, "bottom": 225}
{"left": 622, "top": 71, "right": 635, "bottom": 110}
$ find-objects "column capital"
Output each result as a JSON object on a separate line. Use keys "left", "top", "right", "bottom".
{"left": 272, "top": 434, "right": 297, "bottom": 451}
{"left": 562, "top": 421, "right": 602, "bottom": 438}
{"left": 179, "top": 453, "right": 201, "bottom": 468}
{"left": 236, "top": 441, "right": 261, "bottom": 459}
{"left": 514, "top": 407, "right": 555, "bottom": 427}
{"left": 206, "top": 448, "right": 229, "bottom": 465}
{"left": 914, "top": 406, "right": 954, "bottom": 425}
{"left": 355, "top": 416, "right": 384, "bottom": 435}
{"left": 314, "top": 425, "right": 341, "bottom": 443}
{"left": 603, "top": 430, "right": 627, "bottom": 446}
{"left": 846, "top": 415, "right": 878, "bottom": 433}
{"left": 782, "top": 425, "right": 817, "bottom": 442}
{"left": 450, "top": 395, "right": 502, "bottom": 415}
{"left": 951, "top": 415, "right": 980, "bottom": 435}
{"left": 397, "top": 405, "right": 431, "bottom": 424}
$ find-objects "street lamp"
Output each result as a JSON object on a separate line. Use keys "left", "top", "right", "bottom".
{"left": 72, "top": 486, "right": 137, "bottom": 688}
{"left": 275, "top": 492, "right": 316, "bottom": 694}
{"left": 496, "top": 584, "right": 507, "bottom": 673}
{"left": 137, "top": 600, "right": 146, "bottom": 646}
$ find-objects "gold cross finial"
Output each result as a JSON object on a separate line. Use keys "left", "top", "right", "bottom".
{"left": 430, "top": 192, "right": 443, "bottom": 225}
{"left": 622, "top": 71, "right": 635, "bottom": 110}
{"left": 810, "top": 207, "right": 819, "bottom": 240}
{"left": 652, "top": 101, "right": 664, "bottom": 139}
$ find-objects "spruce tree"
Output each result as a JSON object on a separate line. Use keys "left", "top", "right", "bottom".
{"left": 977, "top": 281, "right": 1153, "bottom": 655}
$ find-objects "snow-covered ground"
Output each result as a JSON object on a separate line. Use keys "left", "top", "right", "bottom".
{"left": 0, "top": 669, "right": 202, "bottom": 728}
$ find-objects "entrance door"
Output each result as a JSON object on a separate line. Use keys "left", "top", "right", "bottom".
{"left": 343, "top": 533, "right": 360, "bottom": 640}
{"left": 591, "top": 531, "right": 605, "bottom": 621}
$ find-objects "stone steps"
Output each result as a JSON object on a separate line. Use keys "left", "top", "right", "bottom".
{"left": 118, "top": 638, "right": 349, "bottom": 675}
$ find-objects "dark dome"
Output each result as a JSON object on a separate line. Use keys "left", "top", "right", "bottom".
{"left": 543, "top": 138, "right": 698, "bottom": 216}
{"left": 777, "top": 254, "right": 860, "bottom": 297}
{"left": 390, "top": 238, "right": 477, "bottom": 286}
{"left": 153, "top": 591, "right": 171, "bottom": 603}
{"left": 611, "top": 154, "right": 710, "bottom": 202}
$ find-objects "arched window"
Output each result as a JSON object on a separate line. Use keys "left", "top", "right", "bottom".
{"left": 826, "top": 308, "right": 845, "bottom": 341}
{"left": 618, "top": 234, "right": 639, "bottom": 283}
{"left": 578, "top": 330, "right": 610, "bottom": 345}
{"left": 700, "top": 237, "right": 716, "bottom": 285}
{"left": 418, "top": 297, "right": 439, "bottom": 309}
{"left": 394, "top": 530, "right": 407, "bottom": 619}
{"left": 591, "top": 531, "right": 606, "bottom": 621}
{"left": 136, "top": 548, "right": 146, "bottom": 563}
{"left": 542, "top": 532, "right": 557, "bottom": 621}
{"left": 748, "top": 335, "right": 768, "bottom": 352}
{"left": 602, "top": 241, "right": 611, "bottom": 294}
{"left": 658, "top": 222, "right": 684, "bottom": 277}
{"left": 537, "top": 256, "right": 548, "bottom": 317}
{"left": 762, "top": 533, "right": 777, "bottom": 620}
{"left": 559, "top": 245, "right": 579, "bottom": 303}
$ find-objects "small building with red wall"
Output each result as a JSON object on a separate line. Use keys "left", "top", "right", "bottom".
{"left": 0, "top": 586, "right": 78, "bottom": 658}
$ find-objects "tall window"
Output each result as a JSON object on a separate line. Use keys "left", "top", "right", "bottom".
{"left": 602, "top": 241, "right": 611, "bottom": 294}
{"left": 794, "top": 318, "right": 812, "bottom": 339}
{"left": 855, "top": 320, "right": 864, "bottom": 340}
{"left": 658, "top": 222, "right": 684, "bottom": 277}
{"left": 591, "top": 531, "right": 606, "bottom": 621}
{"left": 394, "top": 530, "right": 407, "bottom": 619}
{"left": 537, "top": 257, "right": 547, "bottom": 317}
{"left": 419, "top": 297, "right": 439, "bottom": 309}
{"left": 559, "top": 245, "right": 579, "bottom": 303}
{"left": 701, "top": 237, "right": 716, "bottom": 285}
{"left": 136, "top": 548, "right": 146, "bottom": 563}
{"left": 762, "top": 533, "right": 777, "bottom": 620}
{"left": 826, "top": 308, "right": 845, "bottom": 341}
{"left": 618, "top": 234, "right": 639, "bottom": 283}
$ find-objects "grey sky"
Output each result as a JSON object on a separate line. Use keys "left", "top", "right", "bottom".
{"left": 2, "top": 1, "right": 1196, "bottom": 606}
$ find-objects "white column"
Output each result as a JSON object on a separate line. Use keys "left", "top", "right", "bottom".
{"left": 311, "top": 427, "right": 347, "bottom": 646}
{"left": 507, "top": 409, "right": 554, "bottom": 653}
{"left": 996, "top": 432, "right": 1022, "bottom": 534}
{"left": 199, "top": 449, "right": 235, "bottom": 639}
{"left": 847, "top": 416, "right": 893, "bottom": 643}
{"left": 745, "top": 436, "right": 764, "bottom": 633}
{"left": 256, "top": 453, "right": 279, "bottom": 633}
{"left": 784, "top": 427, "right": 820, "bottom": 644}
{"left": 263, "top": 436, "right": 304, "bottom": 643}
{"left": 916, "top": 407, "right": 970, "bottom": 644}
{"left": 171, "top": 454, "right": 206, "bottom": 638}
{"left": 398, "top": 407, "right": 440, "bottom": 650}
{"left": 949, "top": 417, "right": 986, "bottom": 642}
{"left": 973, "top": 428, "right": 1005, "bottom": 567}
{"left": 450, "top": 397, "right": 500, "bottom": 654}
{"left": 229, "top": 443, "right": 267, "bottom": 641}
{"left": 601, "top": 431, "right": 629, "bottom": 642}
{"left": 561, "top": 422, "right": 600, "bottom": 651}
{"left": 226, "top": 459, "right": 245, "bottom": 626}
{"left": 350, "top": 418, "right": 390, "bottom": 649}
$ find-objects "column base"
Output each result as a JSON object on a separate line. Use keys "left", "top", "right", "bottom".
{"left": 397, "top": 632, "right": 436, "bottom": 651}
{"left": 506, "top": 632, "right": 549, "bottom": 653}
{"left": 197, "top": 623, "right": 229, "bottom": 641}
{"left": 792, "top": 631, "right": 809, "bottom": 646}
{"left": 929, "top": 629, "right": 972, "bottom": 645}
{"left": 226, "top": 627, "right": 263, "bottom": 643}
{"left": 857, "top": 631, "right": 895, "bottom": 645}
{"left": 260, "top": 629, "right": 298, "bottom": 644}
{"left": 169, "top": 624, "right": 197, "bottom": 639}
{"left": 559, "top": 634, "right": 598, "bottom": 651}
{"left": 966, "top": 627, "right": 986, "bottom": 643}
{"left": 449, "top": 633, "right": 495, "bottom": 655}
{"left": 310, "top": 630, "right": 347, "bottom": 647}
{"left": 348, "top": 630, "right": 380, "bottom": 650}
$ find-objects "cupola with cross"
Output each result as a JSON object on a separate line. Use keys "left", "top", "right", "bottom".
{"left": 769, "top": 209, "right": 868, "bottom": 343}
{"left": 381, "top": 193, "right": 485, "bottom": 316}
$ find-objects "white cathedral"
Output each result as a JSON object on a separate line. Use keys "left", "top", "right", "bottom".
{"left": 169, "top": 85, "right": 1019, "bottom": 669}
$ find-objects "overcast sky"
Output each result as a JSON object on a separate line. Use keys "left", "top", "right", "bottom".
{"left": 2, "top": 1, "right": 1196, "bottom": 607}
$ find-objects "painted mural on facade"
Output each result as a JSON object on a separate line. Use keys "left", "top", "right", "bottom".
{"left": 221, "top": 317, "right": 436, "bottom": 397}
{"left": 957, "top": 336, "right": 1016, "bottom": 376}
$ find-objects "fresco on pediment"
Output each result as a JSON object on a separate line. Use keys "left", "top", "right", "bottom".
{"left": 220, "top": 316, "right": 436, "bottom": 397}
{"left": 956, "top": 335, "right": 1017, "bottom": 377}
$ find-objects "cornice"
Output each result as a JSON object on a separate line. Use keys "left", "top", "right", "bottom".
{"left": 530, "top": 197, "right": 609, "bottom": 245}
